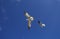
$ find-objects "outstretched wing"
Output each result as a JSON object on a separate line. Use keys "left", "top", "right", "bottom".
{"left": 28, "top": 19, "right": 31, "bottom": 29}
{"left": 25, "top": 12, "right": 30, "bottom": 18}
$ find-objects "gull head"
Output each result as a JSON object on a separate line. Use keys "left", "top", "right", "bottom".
{"left": 30, "top": 17, "right": 34, "bottom": 21}
{"left": 41, "top": 24, "right": 46, "bottom": 27}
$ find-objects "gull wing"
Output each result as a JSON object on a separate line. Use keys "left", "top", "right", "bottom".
{"left": 25, "top": 12, "right": 30, "bottom": 18}
{"left": 27, "top": 18, "right": 31, "bottom": 30}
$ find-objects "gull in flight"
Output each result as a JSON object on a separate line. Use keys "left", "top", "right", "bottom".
{"left": 24, "top": 11, "right": 34, "bottom": 30}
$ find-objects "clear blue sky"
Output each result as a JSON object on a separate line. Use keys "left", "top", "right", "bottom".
{"left": 0, "top": 0, "right": 60, "bottom": 39}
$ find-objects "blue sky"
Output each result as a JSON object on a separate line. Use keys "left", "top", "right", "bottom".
{"left": 0, "top": 0, "right": 60, "bottom": 39}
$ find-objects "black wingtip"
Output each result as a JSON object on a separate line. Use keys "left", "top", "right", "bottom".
{"left": 38, "top": 20, "right": 41, "bottom": 24}
{"left": 28, "top": 26, "right": 30, "bottom": 30}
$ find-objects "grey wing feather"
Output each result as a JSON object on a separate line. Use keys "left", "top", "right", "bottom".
{"left": 28, "top": 19, "right": 31, "bottom": 28}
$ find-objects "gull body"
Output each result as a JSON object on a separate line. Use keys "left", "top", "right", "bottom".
{"left": 38, "top": 21, "right": 45, "bottom": 28}
{"left": 25, "top": 12, "right": 34, "bottom": 29}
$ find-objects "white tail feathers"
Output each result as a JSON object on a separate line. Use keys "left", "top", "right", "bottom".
{"left": 26, "top": 19, "right": 29, "bottom": 20}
